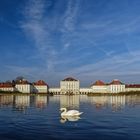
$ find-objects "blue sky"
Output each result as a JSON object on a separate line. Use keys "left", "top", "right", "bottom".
{"left": 0, "top": 0, "right": 140, "bottom": 86}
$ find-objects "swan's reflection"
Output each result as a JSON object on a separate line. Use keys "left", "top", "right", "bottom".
{"left": 60, "top": 116, "right": 81, "bottom": 123}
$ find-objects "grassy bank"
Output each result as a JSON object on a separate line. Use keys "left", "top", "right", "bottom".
{"left": 87, "top": 91, "right": 140, "bottom": 96}
{"left": 0, "top": 91, "right": 50, "bottom": 96}
{"left": 0, "top": 93, "right": 51, "bottom": 96}
{"left": 0, "top": 90, "right": 21, "bottom": 94}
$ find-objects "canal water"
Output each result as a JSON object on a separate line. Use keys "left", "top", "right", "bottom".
{"left": 0, "top": 94, "right": 140, "bottom": 140}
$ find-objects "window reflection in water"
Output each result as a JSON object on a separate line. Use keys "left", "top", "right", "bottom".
{"left": 35, "top": 95, "right": 48, "bottom": 109}
{"left": 60, "top": 95, "right": 79, "bottom": 109}
{"left": 0, "top": 95, "right": 13, "bottom": 107}
{"left": 0, "top": 94, "right": 140, "bottom": 112}
{"left": 88, "top": 95, "right": 126, "bottom": 111}
{"left": 14, "top": 95, "right": 30, "bottom": 111}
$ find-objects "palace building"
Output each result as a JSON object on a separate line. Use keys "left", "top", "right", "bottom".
{"left": 60, "top": 77, "right": 80, "bottom": 94}
{"left": 108, "top": 79, "right": 125, "bottom": 93}
{"left": 0, "top": 77, "right": 140, "bottom": 94}
{"left": 33, "top": 80, "right": 48, "bottom": 93}
{"left": 90, "top": 80, "right": 108, "bottom": 93}
{"left": 15, "top": 80, "right": 33, "bottom": 93}
{"left": 0, "top": 83, "right": 14, "bottom": 92}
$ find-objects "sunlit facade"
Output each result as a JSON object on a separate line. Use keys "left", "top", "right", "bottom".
{"left": 33, "top": 80, "right": 48, "bottom": 93}
{"left": 125, "top": 84, "right": 140, "bottom": 92}
{"left": 90, "top": 80, "right": 108, "bottom": 93}
{"left": 60, "top": 77, "right": 80, "bottom": 94}
{"left": 90, "top": 79, "right": 125, "bottom": 93}
{"left": 49, "top": 88, "right": 60, "bottom": 94}
{"left": 0, "top": 83, "right": 14, "bottom": 92}
{"left": 80, "top": 88, "right": 92, "bottom": 94}
{"left": 0, "top": 78, "right": 140, "bottom": 94}
{"left": 15, "top": 80, "right": 33, "bottom": 93}
{"left": 108, "top": 79, "right": 125, "bottom": 93}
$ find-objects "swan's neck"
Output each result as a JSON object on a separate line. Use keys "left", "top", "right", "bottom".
{"left": 62, "top": 108, "right": 67, "bottom": 113}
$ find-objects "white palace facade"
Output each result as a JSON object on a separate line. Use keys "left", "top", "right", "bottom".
{"left": 0, "top": 77, "right": 140, "bottom": 94}
{"left": 47, "top": 78, "right": 140, "bottom": 94}
{"left": 60, "top": 77, "right": 80, "bottom": 94}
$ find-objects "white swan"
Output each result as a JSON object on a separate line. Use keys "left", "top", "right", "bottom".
{"left": 60, "top": 108, "right": 83, "bottom": 117}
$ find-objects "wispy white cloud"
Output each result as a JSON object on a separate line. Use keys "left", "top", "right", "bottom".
{"left": 21, "top": 0, "right": 46, "bottom": 46}
{"left": 81, "top": 17, "right": 140, "bottom": 38}
{"left": 60, "top": 0, "right": 80, "bottom": 51}
{"left": 63, "top": 0, "right": 79, "bottom": 32}
{"left": 20, "top": 0, "right": 81, "bottom": 72}
{"left": 81, "top": 20, "right": 113, "bottom": 30}
{"left": 65, "top": 50, "right": 140, "bottom": 77}
{"left": 20, "top": 0, "right": 56, "bottom": 72}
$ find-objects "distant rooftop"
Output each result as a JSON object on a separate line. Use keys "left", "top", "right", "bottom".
{"left": 91, "top": 80, "right": 105, "bottom": 86}
{"left": 62, "top": 77, "right": 78, "bottom": 81}
{"left": 91, "top": 79, "right": 125, "bottom": 86}
{"left": 110, "top": 79, "right": 123, "bottom": 85}
{"left": 126, "top": 84, "right": 140, "bottom": 88}
{"left": 34, "top": 80, "right": 48, "bottom": 86}
{"left": 0, "top": 83, "right": 13, "bottom": 88}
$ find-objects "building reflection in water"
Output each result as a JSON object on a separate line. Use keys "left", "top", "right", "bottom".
{"left": 80, "top": 95, "right": 88, "bottom": 103}
{"left": 35, "top": 95, "right": 48, "bottom": 109}
{"left": 88, "top": 96, "right": 108, "bottom": 110}
{"left": 0, "top": 94, "right": 140, "bottom": 112}
{"left": 14, "top": 95, "right": 30, "bottom": 111}
{"left": 88, "top": 95, "right": 126, "bottom": 111}
{"left": 126, "top": 95, "right": 140, "bottom": 107}
{"left": 0, "top": 95, "right": 13, "bottom": 107}
{"left": 60, "top": 95, "right": 80, "bottom": 109}
{"left": 49, "top": 95, "right": 60, "bottom": 103}
{"left": 110, "top": 96, "right": 126, "bottom": 111}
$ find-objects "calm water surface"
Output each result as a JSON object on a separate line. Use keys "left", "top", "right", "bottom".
{"left": 0, "top": 94, "right": 140, "bottom": 140}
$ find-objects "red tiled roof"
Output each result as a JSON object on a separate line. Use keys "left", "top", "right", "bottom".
{"left": 62, "top": 77, "right": 78, "bottom": 81}
{"left": 91, "top": 80, "right": 105, "bottom": 86}
{"left": 0, "top": 83, "right": 13, "bottom": 88}
{"left": 110, "top": 79, "right": 123, "bottom": 85}
{"left": 34, "top": 80, "right": 47, "bottom": 86}
{"left": 125, "top": 84, "right": 140, "bottom": 88}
